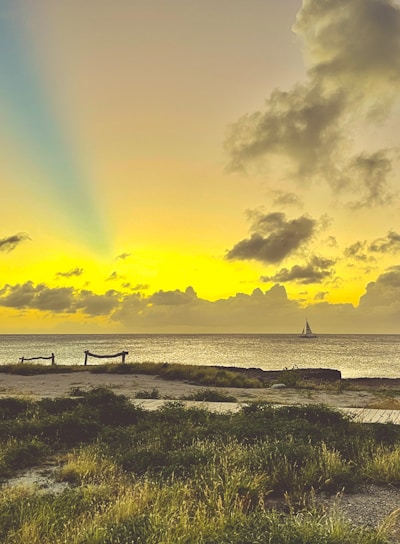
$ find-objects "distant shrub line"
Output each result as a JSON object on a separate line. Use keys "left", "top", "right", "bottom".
{"left": 0, "top": 362, "right": 265, "bottom": 388}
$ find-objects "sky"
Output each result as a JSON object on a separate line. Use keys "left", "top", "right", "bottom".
{"left": 1, "top": 0, "right": 400, "bottom": 334}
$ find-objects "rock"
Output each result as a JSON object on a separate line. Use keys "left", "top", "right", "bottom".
{"left": 271, "top": 383, "right": 287, "bottom": 389}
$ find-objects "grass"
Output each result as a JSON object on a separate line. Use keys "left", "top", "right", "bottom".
{"left": 0, "top": 362, "right": 264, "bottom": 388}
{"left": 180, "top": 388, "right": 238, "bottom": 402}
{"left": 1, "top": 388, "right": 400, "bottom": 542}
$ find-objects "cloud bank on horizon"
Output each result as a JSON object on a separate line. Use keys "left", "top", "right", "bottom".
{"left": 0, "top": 270, "right": 399, "bottom": 333}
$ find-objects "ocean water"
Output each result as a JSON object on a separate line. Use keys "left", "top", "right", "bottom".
{"left": 0, "top": 334, "right": 399, "bottom": 379}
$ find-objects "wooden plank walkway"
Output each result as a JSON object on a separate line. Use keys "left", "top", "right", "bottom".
{"left": 131, "top": 399, "right": 400, "bottom": 424}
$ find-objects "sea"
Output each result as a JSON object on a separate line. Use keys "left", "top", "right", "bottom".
{"left": 0, "top": 334, "right": 399, "bottom": 379}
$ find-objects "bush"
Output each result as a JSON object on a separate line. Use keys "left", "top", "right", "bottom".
{"left": 182, "top": 388, "right": 237, "bottom": 402}
{"left": 135, "top": 388, "right": 161, "bottom": 399}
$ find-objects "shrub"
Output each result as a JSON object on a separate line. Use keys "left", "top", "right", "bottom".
{"left": 181, "top": 389, "right": 238, "bottom": 402}
{"left": 135, "top": 388, "right": 161, "bottom": 399}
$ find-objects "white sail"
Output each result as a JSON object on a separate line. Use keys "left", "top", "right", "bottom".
{"left": 299, "top": 319, "right": 316, "bottom": 338}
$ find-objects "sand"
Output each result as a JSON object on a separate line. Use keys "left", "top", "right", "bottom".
{"left": 0, "top": 371, "right": 398, "bottom": 409}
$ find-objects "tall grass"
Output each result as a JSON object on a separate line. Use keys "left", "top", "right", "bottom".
{"left": 1, "top": 390, "right": 400, "bottom": 542}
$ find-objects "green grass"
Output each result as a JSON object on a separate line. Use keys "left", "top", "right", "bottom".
{"left": 1, "top": 388, "right": 400, "bottom": 542}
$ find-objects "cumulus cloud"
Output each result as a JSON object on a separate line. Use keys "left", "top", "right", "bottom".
{"left": 369, "top": 230, "right": 400, "bottom": 253}
{"left": 226, "top": 212, "right": 316, "bottom": 264}
{"left": 225, "top": 0, "right": 400, "bottom": 207}
{"left": 358, "top": 266, "right": 400, "bottom": 318}
{"left": 149, "top": 286, "right": 197, "bottom": 306}
{"left": 0, "top": 282, "right": 74, "bottom": 312}
{"left": 261, "top": 256, "right": 336, "bottom": 284}
{"left": 56, "top": 268, "right": 84, "bottom": 278}
{"left": 225, "top": 83, "right": 344, "bottom": 178}
{"left": 76, "top": 289, "right": 120, "bottom": 316}
{"left": 1, "top": 270, "right": 400, "bottom": 332}
{"left": 0, "top": 233, "right": 30, "bottom": 252}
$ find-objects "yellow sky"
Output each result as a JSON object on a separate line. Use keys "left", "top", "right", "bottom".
{"left": 1, "top": 0, "right": 400, "bottom": 333}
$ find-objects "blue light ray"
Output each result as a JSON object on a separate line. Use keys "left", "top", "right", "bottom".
{"left": 0, "top": 2, "right": 109, "bottom": 253}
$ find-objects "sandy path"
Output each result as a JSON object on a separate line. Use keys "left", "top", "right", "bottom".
{"left": 0, "top": 372, "right": 394, "bottom": 408}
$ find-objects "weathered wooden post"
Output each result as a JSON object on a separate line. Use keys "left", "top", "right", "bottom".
{"left": 121, "top": 351, "right": 128, "bottom": 363}
{"left": 51, "top": 353, "right": 55, "bottom": 365}
{"left": 19, "top": 357, "right": 24, "bottom": 364}
{"left": 84, "top": 350, "right": 89, "bottom": 366}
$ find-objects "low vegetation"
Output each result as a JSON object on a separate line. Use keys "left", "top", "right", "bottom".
{"left": 0, "top": 362, "right": 264, "bottom": 388}
{"left": 1, "top": 387, "right": 400, "bottom": 542}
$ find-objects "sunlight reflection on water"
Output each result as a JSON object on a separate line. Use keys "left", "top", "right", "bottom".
{"left": 0, "top": 334, "right": 399, "bottom": 379}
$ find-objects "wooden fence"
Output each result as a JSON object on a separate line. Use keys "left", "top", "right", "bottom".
{"left": 83, "top": 350, "right": 129, "bottom": 365}
{"left": 19, "top": 353, "right": 56, "bottom": 365}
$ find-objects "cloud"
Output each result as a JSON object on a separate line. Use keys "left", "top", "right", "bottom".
{"left": 261, "top": 256, "right": 336, "bottom": 284}
{"left": 0, "top": 282, "right": 74, "bottom": 312}
{"left": 271, "top": 191, "right": 303, "bottom": 208}
{"left": 0, "top": 233, "right": 30, "bottom": 252}
{"left": 358, "top": 266, "right": 400, "bottom": 316}
{"left": 77, "top": 289, "right": 120, "bottom": 316}
{"left": 115, "top": 252, "right": 132, "bottom": 261}
{"left": 225, "top": 83, "right": 345, "bottom": 178}
{"left": 226, "top": 212, "right": 316, "bottom": 264}
{"left": 56, "top": 268, "right": 84, "bottom": 278}
{"left": 344, "top": 241, "right": 371, "bottom": 262}
{"left": 149, "top": 286, "right": 197, "bottom": 306}
{"left": 369, "top": 230, "right": 400, "bottom": 253}
{"left": 121, "top": 282, "right": 150, "bottom": 291}
{"left": 295, "top": 0, "right": 400, "bottom": 98}
{"left": 225, "top": 0, "right": 400, "bottom": 207}
{"left": 346, "top": 151, "right": 394, "bottom": 209}
{"left": 314, "top": 291, "right": 329, "bottom": 300}
{"left": 106, "top": 271, "right": 122, "bottom": 281}
{"left": 1, "top": 269, "right": 400, "bottom": 332}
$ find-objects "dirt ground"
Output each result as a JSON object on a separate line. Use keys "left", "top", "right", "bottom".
{"left": 1, "top": 371, "right": 399, "bottom": 409}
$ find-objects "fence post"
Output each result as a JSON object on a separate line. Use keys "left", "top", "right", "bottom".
{"left": 121, "top": 351, "right": 127, "bottom": 363}
{"left": 51, "top": 353, "right": 55, "bottom": 365}
{"left": 84, "top": 350, "right": 89, "bottom": 366}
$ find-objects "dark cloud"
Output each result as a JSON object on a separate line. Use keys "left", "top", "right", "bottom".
{"left": 76, "top": 290, "right": 120, "bottom": 316}
{"left": 226, "top": 212, "right": 316, "bottom": 264}
{"left": 358, "top": 265, "right": 400, "bottom": 314}
{"left": 295, "top": 0, "right": 400, "bottom": 96}
{"left": 346, "top": 151, "right": 394, "bottom": 209}
{"left": 0, "top": 282, "right": 74, "bottom": 312}
{"left": 261, "top": 256, "right": 336, "bottom": 285}
{"left": 115, "top": 252, "right": 132, "bottom": 261}
{"left": 106, "top": 271, "right": 122, "bottom": 281}
{"left": 56, "top": 268, "right": 84, "bottom": 278}
{"left": 130, "top": 283, "right": 150, "bottom": 291}
{"left": 225, "top": 0, "right": 400, "bottom": 206}
{"left": 1, "top": 271, "right": 400, "bottom": 332}
{"left": 344, "top": 241, "right": 370, "bottom": 261}
{"left": 149, "top": 286, "right": 197, "bottom": 306}
{"left": 369, "top": 231, "right": 400, "bottom": 253}
{"left": 0, "top": 233, "right": 30, "bottom": 252}
{"left": 225, "top": 83, "right": 345, "bottom": 177}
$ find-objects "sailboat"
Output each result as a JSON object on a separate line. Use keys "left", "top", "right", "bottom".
{"left": 299, "top": 319, "right": 317, "bottom": 338}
